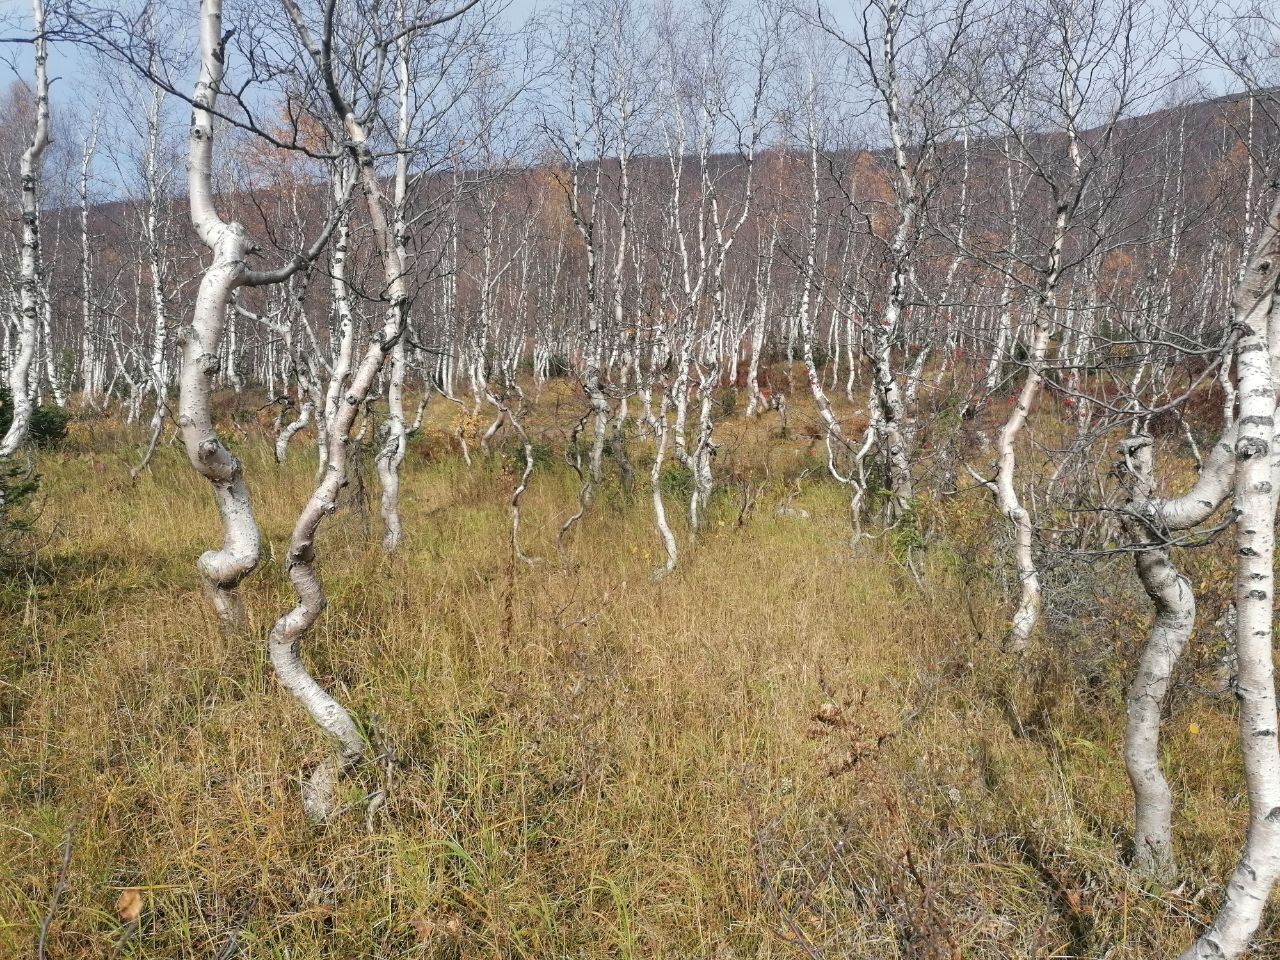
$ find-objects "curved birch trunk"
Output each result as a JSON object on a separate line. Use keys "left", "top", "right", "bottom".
{"left": 1118, "top": 426, "right": 1237, "bottom": 880}
{"left": 986, "top": 183, "right": 1073, "bottom": 652}
{"left": 1178, "top": 195, "right": 1280, "bottom": 960}
{"left": 795, "top": 118, "right": 867, "bottom": 545}
{"left": 276, "top": 0, "right": 428, "bottom": 819}
{"left": 179, "top": 0, "right": 262, "bottom": 629}
{"left": 180, "top": 260, "right": 258, "bottom": 629}
{"left": 276, "top": 399, "right": 314, "bottom": 464}
{"left": 1119, "top": 436, "right": 1195, "bottom": 879}
{"left": 182, "top": 0, "right": 338, "bottom": 629}
{"left": 650, "top": 388, "right": 678, "bottom": 579}
{"left": 270, "top": 355, "right": 374, "bottom": 819}
{"left": 269, "top": 292, "right": 404, "bottom": 822}
{"left": 991, "top": 300, "right": 1052, "bottom": 653}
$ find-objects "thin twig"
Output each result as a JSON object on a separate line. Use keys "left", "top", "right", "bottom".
{"left": 35, "top": 824, "right": 76, "bottom": 960}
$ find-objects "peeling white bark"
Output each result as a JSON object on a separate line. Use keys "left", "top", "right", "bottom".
{"left": 650, "top": 386, "right": 678, "bottom": 579}
{"left": 0, "top": 0, "right": 50, "bottom": 457}
{"left": 181, "top": 0, "right": 337, "bottom": 628}
{"left": 179, "top": 0, "right": 263, "bottom": 629}
{"left": 1119, "top": 435, "right": 1205, "bottom": 879}
{"left": 276, "top": 0, "right": 431, "bottom": 819}
{"left": 1179, "top": 195, "right": 1280, "bottom": 960}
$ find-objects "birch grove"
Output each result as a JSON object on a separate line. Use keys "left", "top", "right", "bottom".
{"left": 4, "top": 0, "right": 1280, "bottom": 953}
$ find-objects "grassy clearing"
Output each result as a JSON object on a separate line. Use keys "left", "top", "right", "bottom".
{"left": 0, "top": 384, "right": 1271, "bottom": 958}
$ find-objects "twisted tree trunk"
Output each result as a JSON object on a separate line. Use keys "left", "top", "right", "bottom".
{"left": 1179, "top": 195, "right": 1280, "bottom": 960}
{"left": 181, "top": 0, "right": 337, "bottom": 628}
{"left": 1118, "top": 433, "right": 1235, "bottom": 879}
{"left": 178, "top": 0, "right": 262, "bottom": 629}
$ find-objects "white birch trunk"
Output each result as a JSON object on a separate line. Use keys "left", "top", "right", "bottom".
{"left": 0, "top": 0, "right": 50, "bottom": 456}
{"left": 1178, "top": 196, "right": 1280, "bottom": 960}
{"left": 179, "top": 0, "right": 262, "bottom": 628}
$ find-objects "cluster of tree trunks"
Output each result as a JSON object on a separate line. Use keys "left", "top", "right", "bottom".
{"left": 1, "top": 0, "right": 1279, "bottom": 955}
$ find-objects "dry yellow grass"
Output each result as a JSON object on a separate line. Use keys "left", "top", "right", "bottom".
{"left": 0, "top": 383, "right": 1271, "bottom": 958}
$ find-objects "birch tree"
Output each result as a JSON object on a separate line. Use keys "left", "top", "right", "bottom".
{"left": 1173, "top": 191, "right": 1280, "bottom": 960}
{"left": 177, "top": 0, "right": 343, "bottom": 629}
{"left": 1172, "top": 4, "right": 1280, "bottom": 952}
{"left": 130, "top": 87, "right": 176, "bottom": 480}
{"left": 968, "top": 0, "right": 1156, "bottom": 652}
{"left": 276, "top": 0, "right": 480, "bottom": 820}
{"left": 1117, "top": 425, "right": 1235, "bottom": 879}
{"left": 808, "top": 0, "right": 977, "bottom": 515}
{"left": 0, "top": 0, "right": 50, "bottom": 457}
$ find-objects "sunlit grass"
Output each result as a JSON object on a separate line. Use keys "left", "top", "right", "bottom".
{"left": 0, "top": 382, "right": 1268, "bottom": 958}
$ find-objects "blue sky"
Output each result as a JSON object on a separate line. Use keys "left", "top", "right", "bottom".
{"left": 0, "top": 0, "right": 1255, "bottom": 201}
